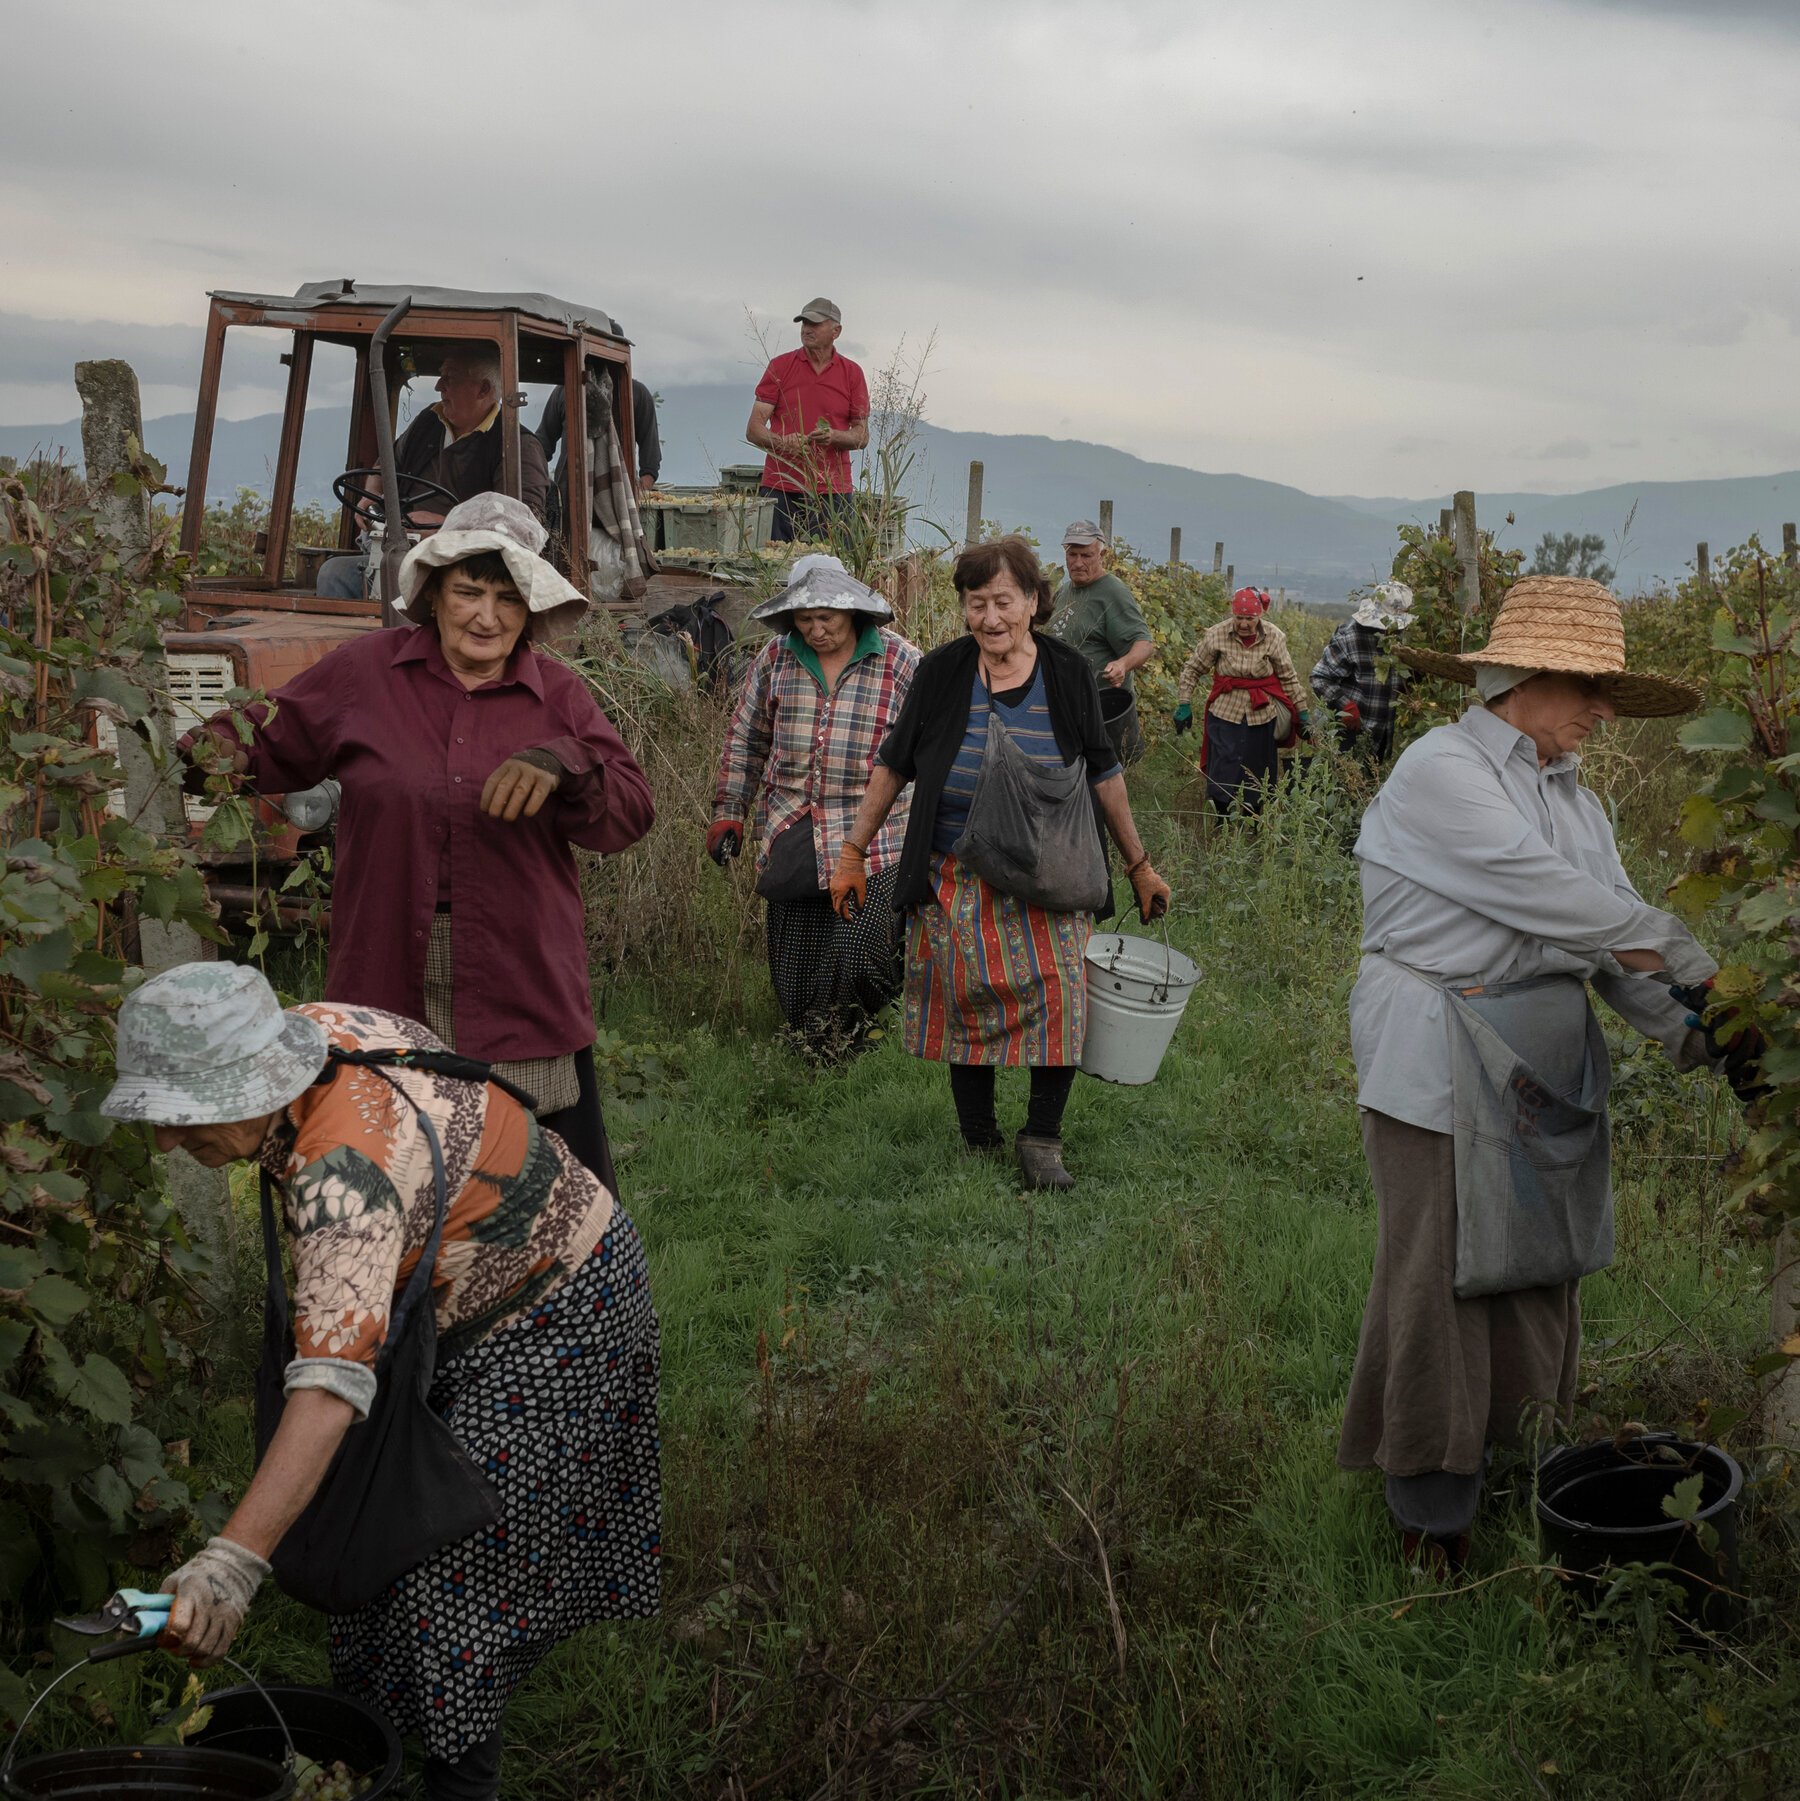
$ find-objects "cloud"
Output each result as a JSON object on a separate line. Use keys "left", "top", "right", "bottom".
{"left": 4, "top": 0, "right": 1800, "bottom": 498}
{"left": 1520, "top": 439, "right": 1594, "bottom": 461}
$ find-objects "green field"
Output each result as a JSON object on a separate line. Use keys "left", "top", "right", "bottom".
{"left": 160, "top": 714, "right": 1796, "bottom": 1799}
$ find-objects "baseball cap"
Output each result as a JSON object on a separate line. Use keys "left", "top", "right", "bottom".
{"left": 794, "top": 298, "right": 842, "bottom": 325}
{"left": 1062, "top": 520, "right": 1106, "bottom": 547}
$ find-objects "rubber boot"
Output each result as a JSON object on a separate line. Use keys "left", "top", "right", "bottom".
{"left": 1015, "top": 1132, "right": 1075, "bottom": 1191}
{"left": 1401, "top": 1530, "right": 1469, "bottom": 1579}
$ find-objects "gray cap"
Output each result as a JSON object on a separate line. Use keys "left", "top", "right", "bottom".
{"left": 101, "top": 962, "right": 329, "bottom": 1126}
{"left": 794, "top": 297, "right": 842, "bottom": 325}
{"left": 1062, "top": 520, "right": 1107, "bottom": 547}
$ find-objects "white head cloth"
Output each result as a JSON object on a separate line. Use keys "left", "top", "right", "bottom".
{"left": 397, "top": 493, "right": 585, "bottom": 615}
{"left": 1474, "top": 664, "right": 1540, "bottom": 702}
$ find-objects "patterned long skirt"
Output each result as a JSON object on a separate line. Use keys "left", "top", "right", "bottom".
{"left": 326, "top": 1215, "right": 662, "bottom": 1761}
{"left": 765, "top": 868, "right": 903, "bottom": 1052}
{"left": 903, "top": 852, "right": 1090, "bottom": 1066}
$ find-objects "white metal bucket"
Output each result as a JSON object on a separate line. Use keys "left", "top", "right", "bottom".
{"left": 1079, "top": 928, "right": 1199, "bottom": 1085}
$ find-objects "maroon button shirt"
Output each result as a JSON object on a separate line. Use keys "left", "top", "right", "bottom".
{"left": 205, "top": 625, "right": 653, "bottom": 1061}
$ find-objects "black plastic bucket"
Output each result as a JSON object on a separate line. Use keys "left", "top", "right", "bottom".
{"left": 186, "top": 1688, "right": 401, "bottom": 1799}
{"left": 1536, "top": 1433, "right": 1743, "bottom": 1632}
{"left": 0, "top": 1745, "right": 293, "bottom": 1799}
{"left": 1099, "top": 685, "right": 1143, "bottom": 763}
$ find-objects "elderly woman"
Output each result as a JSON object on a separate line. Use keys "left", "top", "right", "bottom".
{"left": 1310, "top": 579, "right": 1414, "bottom": 762}
{"left": 1172, "top": 586, "right": 1310, "bottom": 813}
{"left": 708, "top": 554, "right": 919, "bottom": 1055}
{"left": 833, "top": 536, "right": 1171, "bottom": 1191}
{"left": 183, "top": 494, "right": 653, "bottom": 1188}
{"left": 104, "top": 961, "right": 659, "bottom": 1801}
{"left": 1340, "top": 576, "right": 1750, "bottom": 1572}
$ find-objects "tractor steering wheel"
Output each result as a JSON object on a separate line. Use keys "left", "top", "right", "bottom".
{"left": 332, "top": 468, "right": 461, "bottom": 530}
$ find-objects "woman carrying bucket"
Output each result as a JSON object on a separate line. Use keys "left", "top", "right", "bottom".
{"left": 1171, "top": 588, "right": 1309, "bottom": 814}
{"left": 1339, "top": 576, "right": 1757, "bottom": 1575}
{"left": 831, "top": 536, "right": 1171, "bottom": 1191}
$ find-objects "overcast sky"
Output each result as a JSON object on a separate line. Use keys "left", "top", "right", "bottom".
{"left": 4, "top": 0, "right": 1797, "bottom": 498}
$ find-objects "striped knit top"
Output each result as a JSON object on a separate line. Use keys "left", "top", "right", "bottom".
{"left": 932, "top": 665, "right": 1064, "bottom": 853}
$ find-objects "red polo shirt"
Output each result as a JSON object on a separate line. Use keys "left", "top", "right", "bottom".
{"left": 189, "top": 626, "right": 653, "bottom": 1062}
{"left": 754, "top": 348, "right": 869, "bottom": 493}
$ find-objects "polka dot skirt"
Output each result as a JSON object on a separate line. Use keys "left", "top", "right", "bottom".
{"left": 326, "top": 1214, "right": 661, "bottom": 1760}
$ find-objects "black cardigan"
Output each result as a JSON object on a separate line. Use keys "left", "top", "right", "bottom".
{"left": 876, "top": 631, "right": 1121, "bottom": 915}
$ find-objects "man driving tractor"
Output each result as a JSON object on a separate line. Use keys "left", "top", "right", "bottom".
{"left": 317, "top": 343, "right": 551, "bottom": 598}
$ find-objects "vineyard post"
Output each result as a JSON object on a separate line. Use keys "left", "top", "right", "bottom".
{"left": 1169, "top": 527, "right": 1181, "bottom": 568}
{"left": 75, "top": 358, "right": 232, "bottom": 1288}
{"left": 1212, "top": 541, "right": 1223, "bottom": 574}
{"left": 1440, "top": 507, "right": 1453, "bottom": 539}
{"left": 1698, "top": 541, "right": 1710, "bottom": 584}
{"left": 1225, "top": 564, "right": 1234, "bottom": 589}
{"left": 1784, "top": 522, "right": 1796, "bottom": 570}
{"left": 1099, "top": 499, "right": 1114, "bottom": 544}
{"left": 1775, "top": 1233, "right": 1800, "bottom": 1449}
{"left": 1452, "top": 490, "right": 1481, "bottom": 614}
{"left": 964, "top": 460, "right": 983, "bottom": 547}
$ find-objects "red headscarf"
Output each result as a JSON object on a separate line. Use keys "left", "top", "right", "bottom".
{"left": 1230, "top": 587, "right": 1262, "bottom": 617}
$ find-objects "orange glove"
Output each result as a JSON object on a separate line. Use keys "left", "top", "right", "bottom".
{"left": 829, "top": 841, "right": 868, "bottom": 921}
{"left": 1126, "top": 857, "right": 1171, "bottom": 923}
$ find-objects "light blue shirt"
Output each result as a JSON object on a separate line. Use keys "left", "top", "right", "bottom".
{"left": 1349, "top": 704, "right": 1716, "bottom": 1133}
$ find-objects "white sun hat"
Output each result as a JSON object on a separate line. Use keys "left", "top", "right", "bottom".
{"left": 397, "top": 493, "right": 586, "bottom": 627}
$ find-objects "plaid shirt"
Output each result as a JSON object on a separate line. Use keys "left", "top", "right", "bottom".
{"left": 714, "top": 626, "right": 918, "bottom": 884}
{"left": 1309, "top": 619, "right": 1408, "bottom": 752}
{"left": 1175, "top": 618, "right": 1304, "bottom": 723}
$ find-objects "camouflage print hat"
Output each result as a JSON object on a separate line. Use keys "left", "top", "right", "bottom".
{"left": 101, "top": 962, "right": 329, "bottom": 1126}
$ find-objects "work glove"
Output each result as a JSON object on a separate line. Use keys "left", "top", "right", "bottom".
{"left": 1340, "top": 700, "right": 1363, "bottom": 732}
{"left": 160, "top": 1536, "right": 270, "bottom": 1666}
{"left": 1172, "top": 703, "right": 1193, "bottom": 737}
{"left": 1669, "top": 980, "right": 1770, "bottom": 1109}
{"left": 1297, "top": 710, "right": 1312, "bottom": 742}
{"left": 706, "top": 820, "right": 742, "bottom": 866}
{"left": 1126, "top": 857, "right": 1171, "bottom": 923}
{"left": 829, "top": 841, "right": 868, "bottom": 922}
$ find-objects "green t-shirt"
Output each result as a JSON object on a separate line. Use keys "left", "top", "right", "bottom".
{"left": 1046, "top": 573, "right": 1152, "bottom": 692}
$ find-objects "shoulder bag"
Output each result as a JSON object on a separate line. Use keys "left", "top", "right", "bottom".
{"left": 253, "top": 1052, "right": 517, "bottom": 1614}
{"left": 950, "top": 678, "right": 1110, "bottom": 914}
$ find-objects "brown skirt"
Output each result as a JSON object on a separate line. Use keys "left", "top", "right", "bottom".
{"left": 1338, "top": 1109, "right": 1582, "bottom": 1478}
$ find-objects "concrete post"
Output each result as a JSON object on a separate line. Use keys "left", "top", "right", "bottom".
{"left": 964, "top": 461, "right": 984, "bottom": 548}
{"left": 1212, "top": 541, "right": 1223, "bottom": 574}
{"left": 1771, "top": 1223, "right": 1800, "bottom": 1451}
{"left": 1440, "top": 507, "right": 1454, "bottom": 540}
{"left": 1452, "top": 490, "right": 1481, "bottom": 615}
{"left": 1225, "top": 564, "right": 1234, "bottom": 590}
{"left": 77, "top": 360, "right": 230, "bottom": 1292}
{"left": 1099, "top": 499, "right": 1114, "bottom": 545}
{"left": 1169, "top": 527, "right": 1181, "bottom": 568}
{"left": 1784, "top": 523, "right": 1796, "bottom": 570}
{"left": 1698, "top": 542, "right": 1710, "bottom": 584}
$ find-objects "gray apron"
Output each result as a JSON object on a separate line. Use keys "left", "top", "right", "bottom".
{"left": 1441, "top": 972, "right": 1613, "bottom": 1299}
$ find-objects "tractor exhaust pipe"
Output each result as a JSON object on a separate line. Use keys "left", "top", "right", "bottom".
{"left": 367, "top": 295, "right": 412, "bottom": 627}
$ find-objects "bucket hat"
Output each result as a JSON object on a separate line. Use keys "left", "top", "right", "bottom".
{"left": 749, "top": 553, "right": 893, "bottom": 626}
{"left": 397, "top": 493, "right": 586, "bottom": 630}
{"left": 1394, "top": 575, "right": 1700, "bottom": 718}
{"left": 100, "top": 962, "right": 328, "bottom": 1126}
{"left": 1353, "top": 580, "right": 1415, "bottom": 630}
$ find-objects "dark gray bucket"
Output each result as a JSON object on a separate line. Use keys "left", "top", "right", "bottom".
{"left": 1536, "top": 1433, "right": 1743, "bottom": 1632}
{"left": 185, "top": 1688, "right": 401, "bottom": 1799}
{"left": 1098, "top": 685, "right": 1143, "bottom": 764}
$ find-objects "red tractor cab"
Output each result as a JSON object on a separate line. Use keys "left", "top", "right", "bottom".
{"left": 163, "top": 280, "right": 637, "bottom": 900}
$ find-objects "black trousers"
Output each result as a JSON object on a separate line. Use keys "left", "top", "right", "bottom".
{"left": 540, "top": 1046, "right": 617, "bottom": 1194}
{"left": 423, "top": 1725, "right": 503, "bottom": 1800}
{"left": 762, "top": 485, "right": 854, "bottom": 544}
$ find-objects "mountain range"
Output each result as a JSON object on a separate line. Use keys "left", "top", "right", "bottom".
{"left": 8, "top": 384, "right": 1799, "bottom": 601}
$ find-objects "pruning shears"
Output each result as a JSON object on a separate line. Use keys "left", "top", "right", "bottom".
{"left": 54, "top": 1588, "right": 174, "bottom": 1663}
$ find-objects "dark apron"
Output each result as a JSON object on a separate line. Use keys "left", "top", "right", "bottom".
{"left": 1441, "top": 972, "right": 1613, "bottom": 1299}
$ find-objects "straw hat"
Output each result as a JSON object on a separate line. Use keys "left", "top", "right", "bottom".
{"left": 1394, "top": 575, "right": 1700, "bottom": 718}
